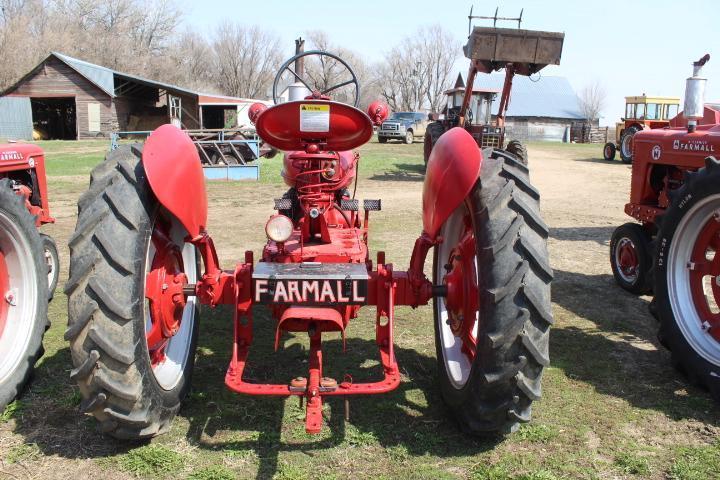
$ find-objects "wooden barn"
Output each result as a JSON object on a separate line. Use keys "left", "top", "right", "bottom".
{"left": 0, "top": 52, "right": 264, "bottom": 141}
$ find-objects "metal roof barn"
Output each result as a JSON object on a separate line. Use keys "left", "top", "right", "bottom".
{"left": 0, "top": 53, "right": 262, "bottom": 140}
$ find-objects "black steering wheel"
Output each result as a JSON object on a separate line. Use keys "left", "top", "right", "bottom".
{"left": 272, "top": 50, "right": 360, "bottom": 107}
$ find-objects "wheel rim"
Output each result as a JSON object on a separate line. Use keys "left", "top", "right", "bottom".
{"left": 615, "top": 237, "right": 640, "bottom": 284}
{"left": 0, "top": 211, "right": 39, "bottom": 385}
{"left": 144, "top": 215, "right": 197, "bottom": 390}
{"left": 44, "top": 245, "right": 56, "bottom": 288}
{"left": 435, "top": 204, "right": 479, "bottom": 389}
{"left": 667, "top": 193, "right": 720, "bottom": 365}
{"left": 407, "top": 132, "right": 412, "bottom": 143}
{"left": 621, "top": 133, "right": 633, "bottom": 158}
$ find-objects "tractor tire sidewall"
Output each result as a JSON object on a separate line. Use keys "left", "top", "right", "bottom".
{"left": 654, "top": 161, "right": 720, "bottom": 397}
{"left": 41, "top": 234, "right": 59, "bottom": 301}
{"left": 620, "top": 126, "right": 640, "bottom": 164}
{"left": 66, "top": 146, "right": 199, "bottom": 439}
{"left": 0, "top": 181, "right": 47, "bottom": 410}
{"left": 433, "top": 151, "right": 552, "bottom": 435}
{"left": 505, "top": 140, "right": 528, "bottom": 166}
{"left": 609, "top": 223, "right": 652, "bottom": 294}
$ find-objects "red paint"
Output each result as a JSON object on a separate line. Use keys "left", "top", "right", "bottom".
{"left": 0, "top": 144, "right": 54, "bottom": 226}
{"left": 248, "top": 102, "right": 268, "bottom": 125}
{"left": 627, "top": 124, "right": 720, "bottom": 225}
{"left": 144, "top": 220, "right": 188, "bottom": 366}
{"left": 422, "top": 127, "right": 483, "bottom": 238}
{"left": 688, "top": 217, "right": 720, "bottom": 342}
{"left": 142, "top": 124, "right": 208, "bottom": 238}
{"left": 366, "top": 100, "right": 389, "bottom": 126}
{"left": 255, "top": 100, "right": 373, "bottom": 151}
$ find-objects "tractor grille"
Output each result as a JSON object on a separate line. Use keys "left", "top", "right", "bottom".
{"left": 478, "top": 133, "right": 501, "bottom": 148}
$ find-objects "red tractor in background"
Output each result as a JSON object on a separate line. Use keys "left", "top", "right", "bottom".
{"left": 424, "top": 12, "right": 563, "bottom": 167}
{"left": 610, "top": 54, "right": 720, "bottom": 398}
{"left": 0, "top": 144, "right": 58, "bottom": 410}
{"left": 66, "top": 37, "right": 554, "bottom": 439}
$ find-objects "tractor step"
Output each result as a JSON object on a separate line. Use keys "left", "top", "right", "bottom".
{"left": 363, "top": 199, "right": 382, "bottom": 211}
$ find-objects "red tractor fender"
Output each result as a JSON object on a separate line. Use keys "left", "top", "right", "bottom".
{"left": 142, "top": 125, "right": 208, "bottom": 238}
{"left": 422, "top": 127, "right": 483, "bottom": 238}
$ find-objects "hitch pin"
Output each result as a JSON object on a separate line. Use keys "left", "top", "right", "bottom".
{"left": 182, "top": 284, "right": 197, "bottom": 296}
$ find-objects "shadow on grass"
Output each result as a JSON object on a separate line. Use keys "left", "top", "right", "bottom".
{"left": 574, "top": 156, "right": 629, "bottom": 166}
{"left": 10, "top": 305, "right": 500, "bottom": 479}
{"left": 552, "top": 267, "right": 720, "bottom": 424}
{"left": 550, "top": 226, "right": 615, "bottom": 246}
{"left": 368, "top": 163, "right": 425, "bottom": 182}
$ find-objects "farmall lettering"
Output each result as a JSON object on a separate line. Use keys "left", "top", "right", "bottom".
{"left": 254, "top": 278, "right": 367, "bottom": 304}
{"left": 672, "top": 139, "right": 716, "bottom": 152}
{"left": 0, "top": 151, "right": 23, "bottom": 162}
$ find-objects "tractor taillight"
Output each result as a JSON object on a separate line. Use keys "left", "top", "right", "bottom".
{"left": 265, "top": 215, "right": 294, "bottom": 243}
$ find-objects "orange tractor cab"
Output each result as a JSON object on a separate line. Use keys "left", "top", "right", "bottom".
{"left": 603, "top": 95, "right": 680, "bottom": 163}
{"left": 610, "top": 54, "right": 720, "bottom": 399}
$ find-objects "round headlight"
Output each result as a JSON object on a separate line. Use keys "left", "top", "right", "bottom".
{"left": 265, "top": 215, "right": 294, "bottom": 243}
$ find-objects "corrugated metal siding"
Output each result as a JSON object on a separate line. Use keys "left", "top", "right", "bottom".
{"left": 0, "top": 96, "right": 32, "bottom": 140}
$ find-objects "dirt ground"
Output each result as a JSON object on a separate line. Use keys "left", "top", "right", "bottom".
{"left": 0, "top": 141, "right": 718, "bottom": 479}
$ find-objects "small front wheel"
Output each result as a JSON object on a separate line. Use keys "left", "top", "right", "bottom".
{"left": 433, "top": 150, "right": 553, "bottom": 435}
{"left": 610, "top": 223, "right": 653, "bottom": 294}
{"left": 603, "top": 142, "right": 617, "bottom": 161}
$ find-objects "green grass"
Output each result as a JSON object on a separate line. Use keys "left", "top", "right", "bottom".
{"left": 2, "top": 138, "right": 719, "bottom": 479}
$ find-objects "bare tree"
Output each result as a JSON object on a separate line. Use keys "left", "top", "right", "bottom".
{"left": 377, "top": 25, "right": 458, "bottom": 112}
{"left": 212, "top": 22, "right": 282, "bottom": 99}
{"left": 579, "top": 81, "right": 607, "bottom": 124}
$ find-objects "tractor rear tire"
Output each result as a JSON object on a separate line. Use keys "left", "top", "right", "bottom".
{"left": 41, "top": 234, "right": 59, "bottom": 301}
{"left": 609, "top": 223, "right": 653, "bottom": 294}
{"left": 65, "top": 146, "right": 200, "bottom": 439}
{"left": 603, "top": 142, "right": 617, "bottom": 161}
{"left": 620, "top": 126, "right": 641, "bottom": 164}
{"left": 654, "top": 157, "right": 720, "bottom": 400}
{"left": 0, "top": 180, "right": 48, "bottom": 411}
{"left": 423, "top": 122, "right": 447, "bottom": 167}
{"left": 433, "top": 149, "right": 553, "bottom": 435}
{"left": 505, "top": 139, "right": 528, "bottom": 166}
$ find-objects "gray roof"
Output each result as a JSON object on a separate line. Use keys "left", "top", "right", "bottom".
{"left": 470, "top": 74, "right": 584, "bottom": 119}
{"left": 52, "top": 52, "right": 198, "bottom": 98}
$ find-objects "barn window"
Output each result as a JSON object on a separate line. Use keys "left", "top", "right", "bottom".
{"left": 88, "top": 103, "right": 100, "bottom": 132}
{"left": 169, "top": 96, "right": 182, "bottom": 120}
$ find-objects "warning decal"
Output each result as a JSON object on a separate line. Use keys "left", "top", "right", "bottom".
{"left": 300, "top": 104, "right": 330, "bottom": 133}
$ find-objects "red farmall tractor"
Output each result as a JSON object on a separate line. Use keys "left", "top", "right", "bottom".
{"left": 0, "top": 144, "right": 58, "bottom": 410}
{"left": 66, "top": 45, "right": 553, "bottom": 439}
{"left": 610, "top": 54, "right": 720, "bottom": 398}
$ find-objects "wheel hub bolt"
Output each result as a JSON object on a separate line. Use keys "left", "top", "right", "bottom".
{"left": 702, "top": 321, "right": 712, "bottom": 331}
{"left": 4, "top": 290, "right": 16, "bottom": 306}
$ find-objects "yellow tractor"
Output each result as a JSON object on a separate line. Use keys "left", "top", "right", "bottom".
{"left": 603, "top": 95, "right": 680, "bottom": 163}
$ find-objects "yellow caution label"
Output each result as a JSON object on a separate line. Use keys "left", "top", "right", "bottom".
{"left": 300, "top": 104, "right": 330, "bottom": 132}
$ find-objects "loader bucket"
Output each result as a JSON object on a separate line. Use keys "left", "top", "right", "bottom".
{"left": 464, "top": 26, "right": 564, "bottom": 75}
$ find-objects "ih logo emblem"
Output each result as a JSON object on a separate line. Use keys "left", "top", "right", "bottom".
{"left": 651, "top": 145, "right": 662, "bottom": 160}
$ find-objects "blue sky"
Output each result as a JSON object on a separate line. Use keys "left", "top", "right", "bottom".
{"left": 188, "top": 0, "right": 720, "bottom": 125}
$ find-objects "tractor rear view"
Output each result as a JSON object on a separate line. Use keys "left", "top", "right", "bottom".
{"left": 0, "top": 145, "right": 58, "bottom": 410}
{"left": 424, "top": 11, "right": 564, "bottom": 167}
{"left": 610, "top": 54, "right": 720, "bottom": 398}
{"left": 65, "top": 27, "right": 558, "bottom": 439}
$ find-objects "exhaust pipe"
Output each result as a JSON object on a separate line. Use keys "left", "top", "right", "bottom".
{"left": 685, "top": 54, "right": 710, "bottom": 133}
